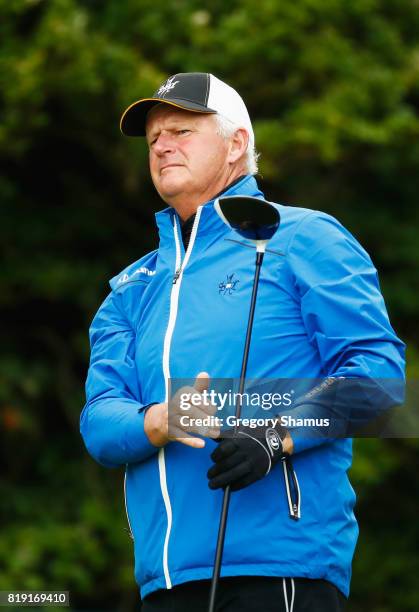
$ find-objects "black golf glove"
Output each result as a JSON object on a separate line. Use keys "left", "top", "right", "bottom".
{"left": 207, "top": 423, "right": 287, "bottom": 491}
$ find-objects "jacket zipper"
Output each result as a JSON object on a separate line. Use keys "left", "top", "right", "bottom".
{"left": 282, "top": 456, "right": 301, "bottom": 520}
{"left": 159, "top": 207, "right": 202, "bottom": 589}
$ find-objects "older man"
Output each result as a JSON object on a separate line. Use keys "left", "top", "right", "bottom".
{"left": 80, "top": 73, "right": 405, "bottom": 611}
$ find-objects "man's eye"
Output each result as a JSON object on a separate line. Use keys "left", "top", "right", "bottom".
{"left": 177, "top": 129, "right": 190, "bottom": 135}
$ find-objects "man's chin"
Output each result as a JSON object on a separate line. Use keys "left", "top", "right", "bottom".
{"left": 156, "top": 177, "right": 191, "bottom": 202}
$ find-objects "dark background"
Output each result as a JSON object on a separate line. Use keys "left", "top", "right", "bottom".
{"left": 1, "top": 1, "right": 418, "bottom": 610}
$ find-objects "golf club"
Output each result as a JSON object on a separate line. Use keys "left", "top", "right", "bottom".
{"left": 208, "top": 195, "right": 280, "bottom": 612}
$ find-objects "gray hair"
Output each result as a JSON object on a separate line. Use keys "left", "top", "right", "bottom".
{"left": 215, "top": 114, "right": 259, "bottom": 175}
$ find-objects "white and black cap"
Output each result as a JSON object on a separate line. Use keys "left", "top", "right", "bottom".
{"left": 120, "top": 72, "right": 254, "bottom": 144}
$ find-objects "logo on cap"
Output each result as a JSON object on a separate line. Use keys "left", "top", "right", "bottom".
{"left": 157, "top": 76, "right": 180, "bottom": 97}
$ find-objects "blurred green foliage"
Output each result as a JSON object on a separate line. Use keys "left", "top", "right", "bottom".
{"left": 1, "top": 1, "right": 418, "bottom": 610}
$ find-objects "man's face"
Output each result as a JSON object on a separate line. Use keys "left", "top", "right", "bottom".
{"left": 145, "top": 105, "right": 231, "bottom": 205}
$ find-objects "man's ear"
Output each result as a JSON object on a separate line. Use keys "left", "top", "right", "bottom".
{"left": 227, "top": 128, "right": 249, "bottom": 165}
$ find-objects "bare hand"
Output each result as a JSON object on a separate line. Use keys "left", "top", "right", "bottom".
{"left": 144, "top": 372, "right": 220, "bottom": 449}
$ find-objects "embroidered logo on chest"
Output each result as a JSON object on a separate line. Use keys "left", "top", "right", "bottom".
{"left": 219, "top": 273, "right": 239, "bottom": 296}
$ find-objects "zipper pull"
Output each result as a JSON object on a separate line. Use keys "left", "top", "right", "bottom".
{"left": 173, "top": 268, "right": 181, "bottom": 284}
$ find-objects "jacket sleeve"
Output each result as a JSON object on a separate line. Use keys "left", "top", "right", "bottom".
{"left": 286, "top": 212, "right": 406, "bottom": 454}
{"left": 80, "top": 290, "right": 159, "bottom": 467}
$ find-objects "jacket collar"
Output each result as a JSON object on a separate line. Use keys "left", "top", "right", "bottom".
{"left": 155, "top": 175, "right": 265, "bottom": 240}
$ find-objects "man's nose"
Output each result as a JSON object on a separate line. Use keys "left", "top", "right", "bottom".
{"left": 153, "top": 133, "right": 176, "bottom": 155}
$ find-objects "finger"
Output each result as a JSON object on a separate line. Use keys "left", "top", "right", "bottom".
{"left": 187, "top": 403, "right": 219, "bottom": 420}
{"left": 189, "top": 423, "right": 220, "bottom": 438}
{"left": 197, "top": 401, "right": 218, "bottom": 417}
{"left": 210, "top": 439, "right": 237, "bottom": 462}
{"left": 207, "top": 426, "right": 221, "bottom": 439}
{"left": 208, "top": 460, "right": 252, "bottom": 490}
{"left": 191, "top": 422, "right": 220, "bottom": 439}
{"left": 207, "top": 451, "right": 244, "bottom": 479}
{"left": 230, "top": 472, "right": 258, "bottom": 491}
{"left": 194, "top": 371, "right": 210, "bottom": 394}
{"left": 179, "top": 437, "right": 205, "bottom": 449}
{"left": 172, "top": 385, "right": 217, "bottom": 416}
{"left": 169, "top": 427, "right": 205, "bottom": 449}
{"left": 174, "top": 411, "right": 220, "bottom": 438}
{"left": 173, "top": 379, "right": 218, "bottom": 417}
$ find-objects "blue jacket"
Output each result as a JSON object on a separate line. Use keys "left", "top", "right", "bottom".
{"left": 80, "top": 175, "right": 405, "bottom": 599}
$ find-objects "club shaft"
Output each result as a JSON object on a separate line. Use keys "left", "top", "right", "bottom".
{"left": 237, "top": 251, "right": 263, "bottom": 413}
{"left": 207, "top": 484, "right": 231, "bottom": 612}
{"left": 208, "top": 251, "right": 264, "bottom": 612}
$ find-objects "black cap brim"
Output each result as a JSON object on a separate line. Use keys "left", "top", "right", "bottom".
{"left": 120, "top": 98, "right": 217, "bottom": 137}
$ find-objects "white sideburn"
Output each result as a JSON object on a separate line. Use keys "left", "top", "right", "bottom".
{"left": 159, "top": 206, "right": 203, "bottom": 589}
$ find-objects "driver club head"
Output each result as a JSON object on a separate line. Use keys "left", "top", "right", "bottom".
{"left": 214, "top": 195, "right": 280, "bottom": 247}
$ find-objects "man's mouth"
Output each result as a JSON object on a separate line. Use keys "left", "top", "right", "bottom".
{"left": 160, "top": 163, "right": 183, "bottom": 173}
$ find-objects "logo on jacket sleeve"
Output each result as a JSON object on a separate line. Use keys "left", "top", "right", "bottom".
{"left": 219, "top": 273, "right": 239, "bottom": 296}
{"left": 117, "top": 267, "right": 156, "bottom": 284}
